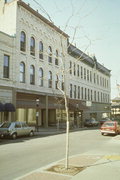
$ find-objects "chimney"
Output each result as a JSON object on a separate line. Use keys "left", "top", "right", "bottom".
{"left": 5, "top": 0, "right": 7, "bottom": 3}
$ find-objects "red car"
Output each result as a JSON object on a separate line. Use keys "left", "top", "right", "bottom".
{"left": 100, "top": 121, "right": 120, "bottom": 135}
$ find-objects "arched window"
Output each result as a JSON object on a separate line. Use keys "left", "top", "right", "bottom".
{"left": 20, "top": 31, "right": 26, "bottom": 52}
{"left": 30, "top": 37, "right": 35, "bottom": 56}
{"left": 55, "top": 50, "right": 59, "bottom": 65}
{"left": 20, "top": 62, "right": 25, "bottom": 83}
{"left": 55, "top": 75, "right": 59, "bottom": 89}
{"left": 48, "top": 46, "right": 52, "bottom": 63}
{"left": 30, "top": 65, "right": 35, "bottom": 84}
{"left": 39, "top": 68, "right": 43, "bottom": 86}
{"left": 61, "top": 75, "right": 64, "bottom": 91}
{"left": 39, "top": 41, "right": 43, "bottom": 59}
{"left": 48, "top": 71, "right": 52, "bottom": 88}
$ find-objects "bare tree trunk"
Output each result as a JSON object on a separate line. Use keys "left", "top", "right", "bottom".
{"left": 64, "top": 94, "right": 69, "bottom": 169}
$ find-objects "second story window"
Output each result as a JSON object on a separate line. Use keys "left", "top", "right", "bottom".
{"left": 74, "top": 85, "right": 76, "bottom": 99}
{"left": 30, "top": 37, "right": 35, "bottom": 56}
{"left": 30, "top": 65, "right": 35, "bottom": 85}
{"left": 78, "top": 86, "right": 80, "bottom": 99}
{"left": 55, "top": 75, "right": 59, "bottom": 89}
{"left": 61, "top": 75, "right": 64, "bottom": 91}
{"left": 3, "top": 55, "right": 9, "bottom": 78}
{"left": 20, "top": 31, "right": 26, "bottom": 52}
{"left": 48, "top": 71, "right": 52, "bottom": 88}
{"left": 39, "top": 68, "right": 43, "bottom": 86}
{"left": 55, "top": 50, "right": 59, "bottom": 65}
{"left": 39, "top": 41, "right": 43, "bottom": 59}
{"left": 70, "top": 84, "right": 72, "bottom": 98}
{"left": 48, "top": 46, "right": 52, "bottom": 63}
{"left": 81, "top": 87, "right": 83, "bottom": 99}
{"left": 20, "top": 62, "right": 25, "bottom": 83}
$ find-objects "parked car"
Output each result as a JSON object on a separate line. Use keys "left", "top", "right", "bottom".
{"left": 100, "top": 120, "right": 120, "bottom": 135}
{"left": 0, "top": 121, "right": 35, "bottom": 139}
{"left": 99, "top": 117, "right": 110, "bottom": 126}
{"left": 84, "top": 118, "right": 99, "bottom": 127}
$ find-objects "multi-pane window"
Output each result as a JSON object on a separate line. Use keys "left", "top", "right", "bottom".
{"left": 20, "top": 31, "right": 26, "bottom": 52}
{"left": 88, "top": 89, "right": 90, "bottom": 100}
{"left": 84, "top": 68, "right": 86, "bottom": 80}
{"left": 74, "top": 63, "right": 76, "bottom": 76}
{"left": 61, "top": 75, "right": 64, "bottom": 91}
{"left": 90, "top": 71, "right": 92, "bottom": 82}
{"left": 85, "top": 88, "right": 87, "bottom": 100}
{"left": 55, "top": 50, "right": 59, "bottom": 65}
{"left": 94, "top": 91, "right": 96, "bottom": 101}
{"left": 74, "top": 85, "right": 76, "bottom": 99}
{"left": 55, "top": 75, "right": 59, "bottom": 89}
{"left": 81, "top": 87, "right": 83, "bottom": 99}
{"left": 78, "top": 86, "right": 80, "bottom": 99}
{"left": 101, "top": 92, "right": 103, "bottom": 102}
{"left": 69, "top": 61, "right": 72, "bottom": 74}
{"left": 87, "top": 70, "right": 89, "bottom": 81}
{"left": 39, "top": 68, "right": 43, "bottom": 86}
{"left": 107, "top": 80, "right": 109, "bottom": 88}
{"left": 91, "top": 90, "right": 93, "bottom": 101}
{"left": 30, "top": 37, "right": 35, "bottom": 56}
{"left": 77, "top": 65, "right": 79, "bottom": 77}
{"left": 94, "top": 73, "right": 96, "bottom": 84}
{"left": 70, "top": 84, "right": 72, "bottom": 98}
{"left": 81, "top": 66, "right": 83, "bottom": 79}
{"left": 39, "top": 41, "right": 43, "bottom": 59}
{"left": 97, "top": 75, "right": 99, "bottom": 85}
{"left": 48, "top": 46, "right": 52, "bottom": 63}
{"left": 30, "top": 65, "right": 35, "bottom": 84}
{"left": 3, "top": 55, "right": 9, "bottom": 78}
{"left": 48, "top": 71, "right": 52, "bottom": 88}
{"left": 20, "top": 62, "right": 25, "bottom": 83}
{"left": 98, "top": 92, "right": 100, "bottom": 102}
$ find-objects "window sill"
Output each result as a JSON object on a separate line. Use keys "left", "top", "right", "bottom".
{"left": 39, "top": 59, "right": 44, "bottom": 62}
{"left": 20, "top": 51, "right": 27, "bottom": 56}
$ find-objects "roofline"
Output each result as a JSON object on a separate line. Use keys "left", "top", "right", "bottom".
{"left": 0, "top": 31, "right": 15, "bottom": 38}
{"left": 68, "top": 44, "right": 111, "bottom": 76}
{"left": 17, "top": 0, "right": 69, "bottom": 38}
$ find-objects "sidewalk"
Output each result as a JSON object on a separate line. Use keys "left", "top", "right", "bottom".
{"left": 16, "top": 128, "right": 120, "bottom": 180}
{"left": 16, "top": 153, "right": 120, "bottom": 180}
{"left": 34, "top": 126, "right": 88, "bottom": 136}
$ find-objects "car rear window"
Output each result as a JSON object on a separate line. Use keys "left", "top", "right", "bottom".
{"left": 103, "top": 123, "right": 115, "bottom": 127}
{"left": 0, "top": 122, "right": 11, "bottom": 128}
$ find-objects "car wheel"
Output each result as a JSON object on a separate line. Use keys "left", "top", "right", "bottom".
{"left": 12, "top": 133, "right": 17, "bottom": 140}
{"left": 101, "top": 132, "right": 104, "bottom": 135}
{"left": 29, "top": 131, "right": 34, "bottom": 137}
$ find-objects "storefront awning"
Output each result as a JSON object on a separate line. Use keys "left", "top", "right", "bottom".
{"left": 0, "top": 103, "right": 5, "bottom": 112}
{"left": 4, "top": 103, "right": 16, "bottom": 112}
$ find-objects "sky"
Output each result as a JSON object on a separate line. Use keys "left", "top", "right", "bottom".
{"left": 14, "top": 0, "right": 120, "bottom": 98}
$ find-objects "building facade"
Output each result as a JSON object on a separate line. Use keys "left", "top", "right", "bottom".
{"left": 0, "top": 0, "right": 111, "bottom": 128}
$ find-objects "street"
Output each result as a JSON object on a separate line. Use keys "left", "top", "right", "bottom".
{"left": 0, "top": 129, "right": 120, "bottom": 180}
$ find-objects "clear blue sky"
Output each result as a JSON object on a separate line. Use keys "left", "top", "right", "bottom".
{"left": 22, "top": 0, "right": 120, "bottom": 98}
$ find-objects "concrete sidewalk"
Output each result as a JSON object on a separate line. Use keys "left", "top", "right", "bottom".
{"left": 16, "top": 153, "right": 120, "bottom": 180}
{"left": 15, "top": 129, "right": 120, "bottom": 180}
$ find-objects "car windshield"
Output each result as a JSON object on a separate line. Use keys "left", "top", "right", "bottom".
{"left": 103, "top": 122, "right": 115, "bottom": 127}
{"left": 0, "top": 122, "right": 11, "bottom": 128}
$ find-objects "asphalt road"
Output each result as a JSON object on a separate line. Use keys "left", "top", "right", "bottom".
{"left": 0, "top": 129, "right": 119, "bottom": 180}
